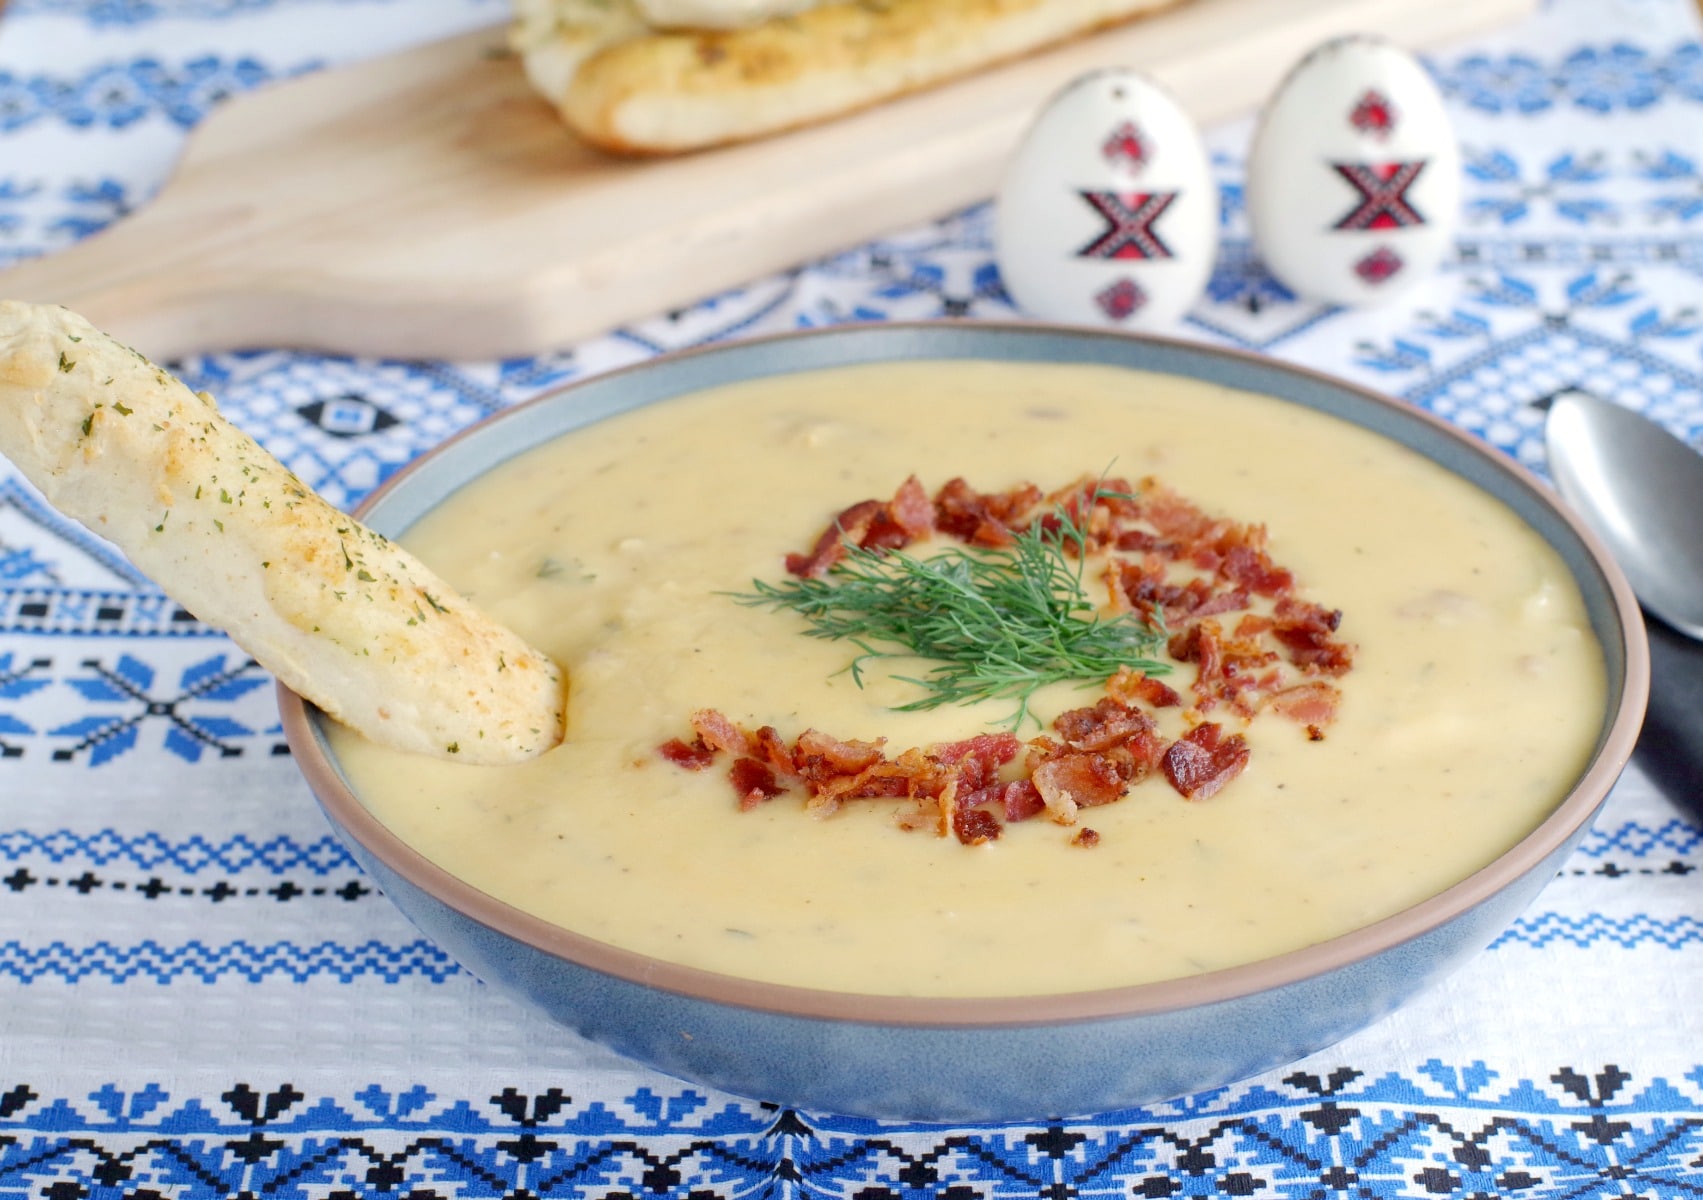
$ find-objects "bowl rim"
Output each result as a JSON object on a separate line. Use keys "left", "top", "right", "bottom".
{"left": 278, "top": 320, "right": 1649, "bottom": 1028}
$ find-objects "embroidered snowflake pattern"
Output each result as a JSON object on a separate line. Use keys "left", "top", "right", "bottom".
{"left": 50, "top": 653, "right": 271, "bottom": 765}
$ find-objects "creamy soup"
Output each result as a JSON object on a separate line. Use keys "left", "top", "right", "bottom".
{"left": 328, "top": 360, "right": 1605, "bottom": 997}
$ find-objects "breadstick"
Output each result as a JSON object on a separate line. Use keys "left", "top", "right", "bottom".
{"left": 0, "top": 301, "right": 566, "bottom": 764}
{"left": 544, "top": 0, "right": 1186, "bottom": 155}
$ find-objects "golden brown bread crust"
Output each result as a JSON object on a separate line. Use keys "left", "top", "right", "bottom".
{"left": 526, "top": 0, "right": 1188, "bottom": 155}
{"left": 0, "top": 301, "right": 567, "bottom": 764}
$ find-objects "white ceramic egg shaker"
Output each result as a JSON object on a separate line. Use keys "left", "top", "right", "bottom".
{"left": 994, "top": 68, "right": 1217, "bottom": 329}
{"left": 1246, "top": 35, "right": 1462, "bottom": 306}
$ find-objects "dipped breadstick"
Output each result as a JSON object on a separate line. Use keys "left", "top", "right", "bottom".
{"left": 0, "top": 301, "right": 566, "bottom": 764}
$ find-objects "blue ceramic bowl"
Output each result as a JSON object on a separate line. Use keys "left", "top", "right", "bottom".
{"left": 278, "top": 323, "right": 1647, "bottom": 1123}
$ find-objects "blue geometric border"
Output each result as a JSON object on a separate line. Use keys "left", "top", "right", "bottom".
{"left": 0, "top": 1066, "right": 1699, "bottom": 1196}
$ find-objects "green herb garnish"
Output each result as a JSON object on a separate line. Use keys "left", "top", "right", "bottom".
{"left": 734, "top": 495, "right": 1169, "bottom": 729}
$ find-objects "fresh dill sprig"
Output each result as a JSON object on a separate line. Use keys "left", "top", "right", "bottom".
{"left": 732, "top": 497, "right": 1169, "bottom": 729}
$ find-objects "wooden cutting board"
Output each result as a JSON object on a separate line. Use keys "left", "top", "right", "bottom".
{"left": 0, "top": 0, "right": 1533, "bottom": 361}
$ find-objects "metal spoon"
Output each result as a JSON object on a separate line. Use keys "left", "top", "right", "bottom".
{"left": 1546, "top": 389, "right": 1703, "bottom": 811}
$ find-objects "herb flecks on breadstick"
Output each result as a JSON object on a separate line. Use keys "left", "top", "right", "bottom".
{"left": 0, "top": 301, "right": 567, "bottom": 764}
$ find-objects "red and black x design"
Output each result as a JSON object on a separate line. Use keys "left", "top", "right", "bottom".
{"left": 1076, "top": 191, "right": 1178, "bottom": 260}
{"left": 1330, "top": 161, "right": 1428, "bottom": 231}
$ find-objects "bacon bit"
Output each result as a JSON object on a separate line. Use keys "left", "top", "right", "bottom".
{"left": 859, "top": 512, "right": 913, "bottom": 553}
{"left": 1307, "top": 725, "right": 1326, "bottom": 742}
{"left": 933, "top": 780, "right": 957, "bottom": 839}
{"left": 1266, "top": 681, "right": 1342, "bottom": 728}
{"left": 931, "top": 731, "right": 1021, "bottom": 790}
{"left": 657, "top": 737, "right": 717, "bottom": 770}
{"left": 1275, "top": 595, "right": 1341, "bottom": 632}
{"left": 793, "top": 728, "right": 886, "bottom": 785}
{"left": 962, "top": 778, "right": 1046, "bottom": 823}
{"left": 1112, "top": 560, "right": 1213, "bottom": 624}
{"left": 1233, "top": 613, "right": 1274, "bottom": 638}
{"left": 1106, "top": 665, "right": 1182, "bottom": 709}
{"left": 954, "top": 806, "right": 1003, "bottom": 846}
{"left": 1162, "top": 723, "right": 1251, "bottom": 801}
{"left": 784, "top": 498, "right": 885, "bottom": 578}
{"left": 1113, "top": 528, "right": 1176, "bottom": 555}
{"left": 1033, "top": 769, "right": 1079, "bottom": 824}
{"left": 784, "top": 477, "right": 943, "bottom": 577}
{"left": 1033, "top": 752, "right": 1132, "bottom": 820}
{"left": 1193, "top": 587, "right": 1252, "bottom": 619}
{"left": 1168, "top": 620, "right": 1225, "bottom": 693}
{"left": 1139, "top": 478, "right": 1225, "bottom": 544}
{"left": 1072, "top": 827, "right": 1101, "bottom": 848}
{"left": 1053, "top": 696, "right": 1159, "bottom": 754}
{"left": 1221, "top": 538, "right": 1295, "bottom": 597}
{"left": 933, "top": 477, "right": 1042, "bottom": 547}
{"left": 1001, "top": 779, "right": 1046, "bottom": 822}
{"left": 1270, "top": 597, "right": 1354, "bottom": 673}
{"left": 751, "top": 724, "right": 796, "bottom": 776}
{"left": 690, "top": 709, "right": 753, "bottom": 758}
{"left": 888, "top": 474, "right": 936, "bottom": 539}
{"left": 1168, "top": 618, "right": 1286, "bottom": 715}
{"left": 1033, "top": 474, "right": 1136, "bottom": 551}
{"left": 809, "top": 760, "right": 916, "bottom": 814}
{"left": 730, "top": 758, "right": 784, "bottom": 809}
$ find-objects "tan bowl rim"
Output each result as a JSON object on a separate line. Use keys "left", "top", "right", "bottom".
{"left": 279, "top": 321, "right": 1650, "bottom": 1029}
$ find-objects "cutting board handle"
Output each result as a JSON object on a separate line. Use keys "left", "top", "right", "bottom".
{"left": 2, "top": 202, "right": 267, "bottom": 363}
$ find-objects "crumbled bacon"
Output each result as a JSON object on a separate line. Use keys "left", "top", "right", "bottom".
{"left": 690, "top": 709, "right": 753, "bottom": 758}
{"left": 1221, "top": 537, "right": 1294, "bottom": 597}
{"left": 954, "top": 807, "right": 1003, "bottom": 845}
{"left": 1266, "top": 681, "right": 1342, "bottom": 728}
{"left": 668, "top": 470, "right": 1357, "bottom": 845}
{"left": 1000, "top": 779, "right": 1047, "bottom": 822}
{"left": 1162, "top": 723, "right": 1251, "bottom": 801}
{"left": 1053, "top": 696, "right": 1159, "bottom": 754}
{"left": 808, "top": 759, "right": 920, "bottom": 817}
{"left": 751, "top": 724, "right": 796, "bottom": 776}
{"left": 933, "top": 477, "right": 1042, "bottom": 547}
{"left": 1168, "top": 618, "right": 1284, "bottom": 715}
{"left": 1111, "top": 560, "right": 1216, "bottom": 624}
{"left": 931, "top": 731, "right": 1022, "bottom": 790}
{"left": 1271, "top": 597, "right": 1355, "bottom": 674}
{"left": 784, "top": 499, "right": 885, "bottom": 579}
{"left": 1031, "top": 475, "right": 1138, "bottom": 552}
{"left": 888, "top": 474, "right": 936, "bottom": 539}
{"left": 730, "top": 758, "right": 785, "bottom": 809}
{"left": 793, "top": 728, "right": 886, "bottom": 786}
{"left": 1032, "top": 747, "right": 1140, "bottom": 820}
{"left": 1072, "top": 828, "right": 1101, "bottom": 848}
{"left": 657, "top": 737, "right": 717, "bottom": 770}
{"left": 1168, "top": 621, "right": 1224, "bottom": 688}
{"left": 1139, "top": 479, "right": 1226, "bottom": 544}
{"left": 782, "top": 476, "right": 945, "bottom": 577}
{"left": 1105, "top": 666, "right": 1182, "bottom": 709}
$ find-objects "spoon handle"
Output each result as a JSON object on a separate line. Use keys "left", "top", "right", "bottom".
{"left": 1635, "top": 615, "right": 1703, "bottom": 819}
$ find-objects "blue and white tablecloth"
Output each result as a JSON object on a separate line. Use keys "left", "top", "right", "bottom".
{"left": 0, "top": 0, "right": 1700, "bottom": 1194}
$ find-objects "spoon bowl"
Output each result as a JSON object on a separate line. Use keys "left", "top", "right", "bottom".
{"left": 1546, "top": 390, "right": 1703, "bottom": 640}
{"left": 1546, "top": 389, "right": 1703, "bottom": 811}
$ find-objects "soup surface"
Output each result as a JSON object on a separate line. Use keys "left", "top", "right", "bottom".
{"left": 328, "top": 360, "right": 1605, "bottom": 997}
